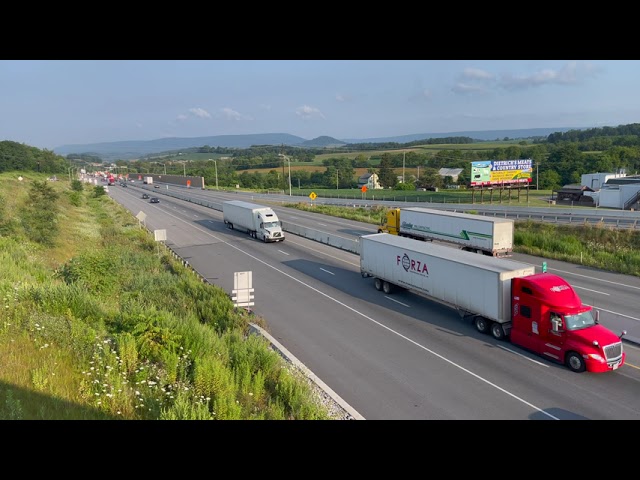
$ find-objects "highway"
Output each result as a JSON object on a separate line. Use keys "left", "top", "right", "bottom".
{"left": 105, "top": 182, "right": 640, "bottom": 420}
{"left": 136, "top": 182, "right": 640, "bottom": 345}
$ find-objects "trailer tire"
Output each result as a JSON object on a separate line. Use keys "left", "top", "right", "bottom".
{"left": 474, "top": 317, "right": 489, "bottom": 334}
{"left": 228, "top": 223, "right": 233, "bottom": 230}
{"left": 490, "top": 322, "right": 506, "bottom": 341}
{"left": 565, "top": 352, "right": 586, "bottom": 373}
{"left": 382, "top": 281, "right": 393, "bottom": 294}
{"left": 374, "top": 278, "right": 383, "bottom": 291}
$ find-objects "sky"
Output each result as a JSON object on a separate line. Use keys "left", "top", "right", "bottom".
{"left": 1, "top": 60, "right": 640, "bottom": 150}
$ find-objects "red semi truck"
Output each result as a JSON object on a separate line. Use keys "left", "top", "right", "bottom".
{"left": 360, "top": 233, "right": 626, "bottom": 373}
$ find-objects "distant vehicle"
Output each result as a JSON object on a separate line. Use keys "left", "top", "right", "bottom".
{"left": 144, "top": 176, "right": 153, "bottom": 185}
{"left": 142, "top": 193, "right": 149, "bottom": 199}
{"left": 103, "top": 186, "right": 109, "bottom": 192}
{"left": 154, "top": 185, "right": 160, "bottom": 188}
{"left": 149, "top": 197, "right": 160, "bottom": 203}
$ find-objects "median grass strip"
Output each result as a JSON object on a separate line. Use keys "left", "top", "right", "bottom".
{"left": 0, "top": 173, "right": 331, "bottom": 420}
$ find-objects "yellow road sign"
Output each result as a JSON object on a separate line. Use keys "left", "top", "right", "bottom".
{"left": 309, "top": 192, "right": 317, "bottom": 200}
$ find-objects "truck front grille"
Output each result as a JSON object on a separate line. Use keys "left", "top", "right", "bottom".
{"left": 273, "top": 232, "right": 282, "bottom": 238}
{"left": 603, "top": 342, "right": 623, "bottom": 361}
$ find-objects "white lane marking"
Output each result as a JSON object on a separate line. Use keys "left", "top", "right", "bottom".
{"left": 584, "top": 305, "right": 640, "bottom": 323}
{"left": 318, "top": 223, "right": 327, "bottom": 226}
{"left": 546, "top": 266, "right": 640, "bottom": 291}
{"left": 278, "top": 250, "right": 290, "bottom": 256}
{"left": 497, "top": 345, "right": 550, "bottom": 367}
{"left": 572, "top": 285, "right": 609, "bottom": 295}
{"left": 385, "top": 296, "right": 410, "bottom": 307}
{"left": 154, "top": 207, "right": 559, "bottom": 420}
{"left": 320, "top": 268, "right": 335, "bottom": 275}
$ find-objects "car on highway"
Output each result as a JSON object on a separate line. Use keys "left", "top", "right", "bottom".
{"left": 149, "top": 197, "right": 160, "bottom": 203}
{"left": 154, "top": 185, "right": 160, "bottom": 188}
{"left": 142, "top": 193, "right": 149, "bottom": 199}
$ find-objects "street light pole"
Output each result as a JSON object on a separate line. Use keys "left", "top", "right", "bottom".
{"left": 287, "top": 157, "right": 291, "bottom": 196}
{"left": 277, "top": 154, "right": 292, "bottom": 196}
{"left": 214, "top": 160, "right": 218, "bottom": 190}
{"left": 403, "top": 151, "right": 405, "bottom": 184}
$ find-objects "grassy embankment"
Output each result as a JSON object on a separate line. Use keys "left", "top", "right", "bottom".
{"left": 0, "top": 173, "right": 331, "bottom": 420}
{"left": 281, "top": 203, "right": 640, "bottom": 278}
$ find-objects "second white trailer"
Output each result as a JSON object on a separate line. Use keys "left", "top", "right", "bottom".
{"left": 360, "top": 233, "right": 534, "bottom": 323}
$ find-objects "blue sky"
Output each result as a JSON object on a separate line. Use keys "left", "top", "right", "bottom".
{"left": 1, "top": 60, "right": 639, "bottom": 150}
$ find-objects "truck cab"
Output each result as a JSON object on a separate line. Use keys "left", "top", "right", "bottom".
{"left": 378, "top": 208, "right": 400, "bottom": 235}
{"left": 510, "top": 273, "right": 625, "bottom": 373}
{"left": 256, "top": 210, "right": 284, "bottom": 242}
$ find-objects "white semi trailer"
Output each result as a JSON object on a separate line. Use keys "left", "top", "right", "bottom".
{"left": 379, "top": 207, "right": 514, "bottom": 256}
{"left": 359, "top": 233, "right": 626, "bottom": 373}
{"left": 222, "top": 200, "right": 285, "bottom": 243}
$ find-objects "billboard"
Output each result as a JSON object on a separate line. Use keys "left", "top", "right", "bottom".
{"left": 470, "top": 159, "right": 533, "bottom": 187}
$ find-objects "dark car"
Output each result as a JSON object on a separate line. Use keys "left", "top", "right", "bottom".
{"left": 149, "top": 197, "right": 160, "bottom": 204}
{"left": 154, "top": 184, "right": 160, "bottom": 188}
{"left": 142, "top": 193, "right": 149, "bottom": 199}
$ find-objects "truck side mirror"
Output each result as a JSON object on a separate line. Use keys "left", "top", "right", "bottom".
{"left": 595, "top": 310, "right": 600, "bottom": 323}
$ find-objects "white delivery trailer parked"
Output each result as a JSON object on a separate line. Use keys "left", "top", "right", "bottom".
{"left": 360, "top": 233, "right": 534, "bottom": 323}
{"left": 223, "top": 200, "right": 285, "bottom": 243}
{"left": 380, "top": 207, "right": 513, "bottom": 256}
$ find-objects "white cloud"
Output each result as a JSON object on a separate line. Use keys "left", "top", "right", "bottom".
{"left": 296, "top": 105, "right": 325, "bottom": 119}
{"left": 500, "top": 61, "right": 602, "bottom": 90}
{"left": 462, "top": 68, "right": 495, "bottom": 81}
{"left": 220, "top": 107, "right": 253, "bottom": 121}
{"left": 188, "top": 107, "right": 211, "bottom": 119}
{"left": 451, "top": 83, "right": 487, "bottom": 94}
{"left": 176, "top": 114, "right": 188, "bottom": 122}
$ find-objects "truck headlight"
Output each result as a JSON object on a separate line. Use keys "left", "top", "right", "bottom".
{"left": 587, "top": 353, "right": 605, "bottom": 362}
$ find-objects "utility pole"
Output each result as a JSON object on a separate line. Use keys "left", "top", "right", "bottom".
{"left": 402, "top": 152, "right": 405, "bottom": 183}
{"left": 536, "top": 163, "right": 539, "bottom": 190}
{"left": 336, "top": 169, "right": 339, "bottom": 190}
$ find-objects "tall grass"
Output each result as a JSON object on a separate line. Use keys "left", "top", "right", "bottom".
{"left": 0, "top": 173, "right": 332, "bottom": 420}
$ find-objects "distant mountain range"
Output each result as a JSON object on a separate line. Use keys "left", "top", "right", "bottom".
{"left": 53, "top": 127, "right": 577, "bottom": 160}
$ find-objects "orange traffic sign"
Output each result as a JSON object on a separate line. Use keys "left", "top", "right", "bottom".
{"left": 361, "top": 185, "right": 368, "bottom": 193}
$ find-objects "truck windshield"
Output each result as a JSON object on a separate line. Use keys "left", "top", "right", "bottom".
{"left": 564, "top": 310, "right": 596, "bottom": 331}
{"left": 263, "top": 221, "right": 279, "bottom": 229}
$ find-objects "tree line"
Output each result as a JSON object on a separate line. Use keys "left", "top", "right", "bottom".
{"left": 2, "top": 122, "right": 640, "bottom": 191}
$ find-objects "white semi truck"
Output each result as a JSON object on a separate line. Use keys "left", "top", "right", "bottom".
{"left": 222, "top": 200, "right": 285, "bottom": 243}
{"left": 378, "top": 207, "right": 513, "bottom": 256}
{"left": 359, "top": 233, "right": 626, "bottom": 373}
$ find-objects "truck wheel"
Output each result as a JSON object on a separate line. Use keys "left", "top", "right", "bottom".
{"left": 474, "top": 317, "right": 489, "bottom": 334}
{"left": 382, "top": 281, "right": 393, "bottom": 294}
{"left": 228, "top": 223, "right": 233, "bottom": 230}
{"left": 361, "top": 271, "right": 369, "bottom": 278}
{"left": 565, "top": 352, "right": 586, "bottom": 373}
{"left": 374, "top": 278, "right": 383, "bottom": 291}
{"left": 490, "top": 323, "right": 506, "bottom": 341}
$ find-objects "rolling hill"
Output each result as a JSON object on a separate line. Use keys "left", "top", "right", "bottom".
{"left": 54, "top": 127, "right": 578, "bottom": 160}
